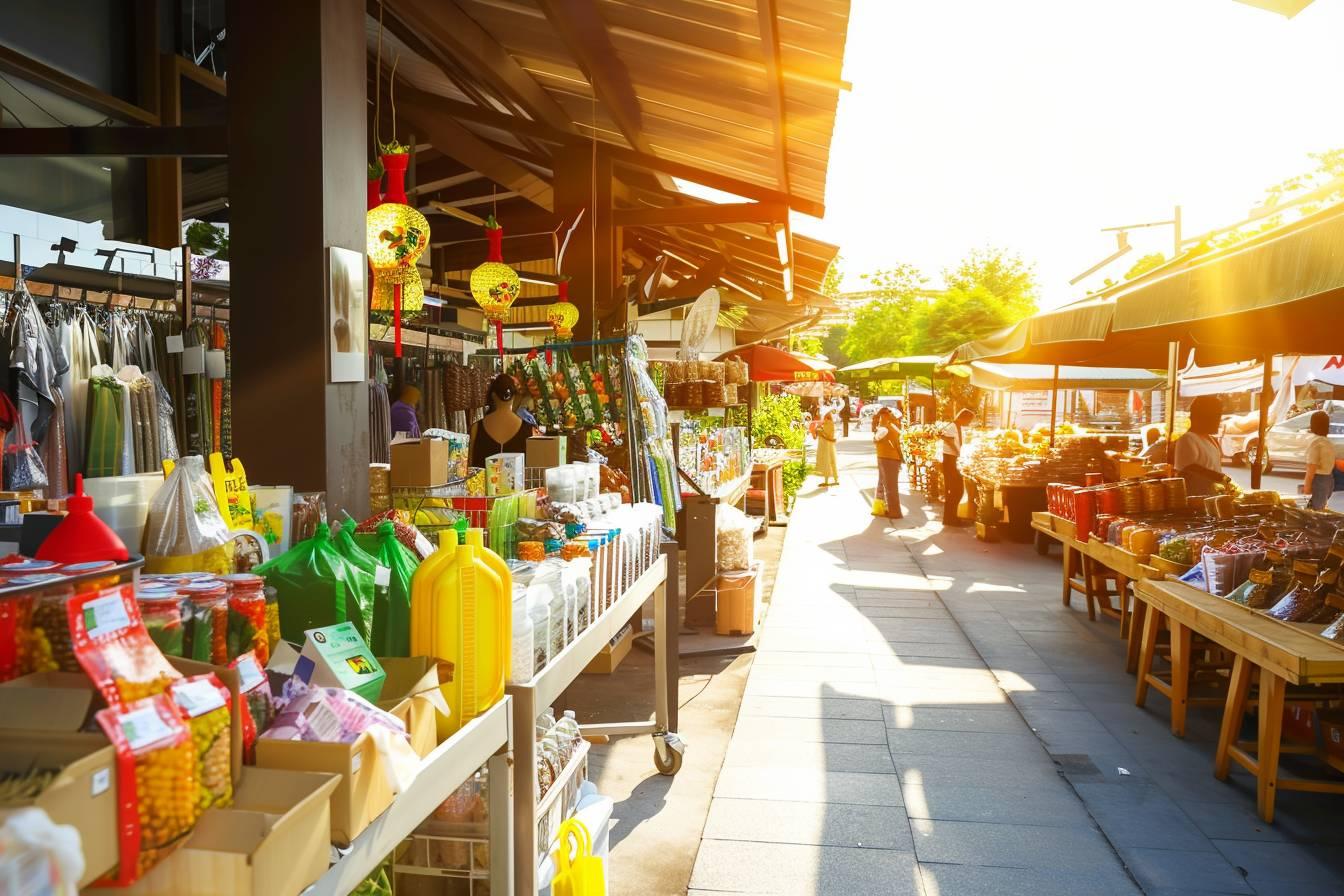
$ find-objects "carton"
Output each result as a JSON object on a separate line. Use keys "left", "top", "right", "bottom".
{"left": 168, "top": 656, "right": 245, "bottom": 784}
{"left": 0, "top": 676, "right": 118, "bottom": 888}
{"left": 289, "top": 622, "right": 386, "bottom": 703}
{"left": 122, "top": 767, "right": 340, "bottom": 896}
{"left": 376, "top": 656, "right": 450, "bottom": 757}
{"left": 526, "top": 435, "right": 566, "bottom": 469}
{"left": 253, "top": 713, "right": 398, "bottom": 846}
{"left": 390, "top": 436, "right": 449, "bottom": 488}
{"left": 583, "top": 624, "right": 633, "bottom": 675}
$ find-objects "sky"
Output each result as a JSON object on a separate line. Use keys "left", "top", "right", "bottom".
{"left": 803, "top": 0, "right": 1344, "bottom": 308}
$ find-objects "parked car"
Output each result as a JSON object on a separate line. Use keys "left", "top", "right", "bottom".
{"left": 1240, "top": 401, "right": 1344, "bottom": 472}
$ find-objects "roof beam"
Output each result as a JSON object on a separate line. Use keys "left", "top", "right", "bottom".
{"left": 397, "top": 88, "right": 554, "bottom": 211}
{"left": 0, "top": 45, "right": 159, "bottom": 125}
{"left": 606, "top": 143, "right": 825, "bottom": 218}
{"left": 755, "top": 0, "right": 793, "bottom": 197}
{"left": 385, "top": 0, "right": 574, "bottom": 134}
{"left": 0, "top": 126, "right": 226, "bottom": 157}
{"left": 613, "top": 201, "right": 788, "bottom": 228}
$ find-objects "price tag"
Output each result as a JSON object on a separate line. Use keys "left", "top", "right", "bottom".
{"left": 374, "top": 565, "right": 391, "bottom": 587}
{"left": 204, "top": 349, "right": 226, "bottom": 379}
{"left": 91, "top": 767, "right": 111, "bottom": 797}
{"left": 120, "top": 705, "right": 174, "bottom": 751}
{"left": 165, "top": 334, "right": 184, "bottom": 354}
{"left": 82, "top": 592, "right": 131, "bottom": 639}
{"left": 172, "top": 679, "right": 226, "bottom": 717}
{"left": 182, "top": 344, "right": 205, "bottom": 375}
{"left": 234, "top": 653, "right": 266, "bottom": 692}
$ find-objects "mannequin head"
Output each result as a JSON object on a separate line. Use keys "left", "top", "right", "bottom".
{"left": 486, "top": 373, "right": 518, "bottom": 413}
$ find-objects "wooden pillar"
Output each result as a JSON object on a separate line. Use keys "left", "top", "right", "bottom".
{"left": 146, "top": 54, "right": 182, "bottom": 249}
{"left": 1252, "top": 356, "right": 1272, "bottom": 490}
{"left": 227, "top": 0, "right": 370, "bottom": 517}
{"left": 554, "top": 144, "right": 616, "bottom": 339}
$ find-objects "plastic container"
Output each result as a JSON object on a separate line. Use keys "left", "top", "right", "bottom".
{"left": 555, "top": 709, "right": 581, "bottom": 766}
{"left": 511, "top": 584, "right": 535, "bottom": 684}
{"left": 545, "top": 466, "right": 578, "bottom": 504}
{"left": 35, "top": 474, "right": 130, "bottom": 564}
{"left": 138, "top": 590, "right": 187, "bottom": 657}
{"left": 570, "top": 556, "right": 593, "bottom": 634}
{"left": 181, "top": 580, "right": 229, "bottom": 665}
{"left": 221, "top": 573, "right": 269, "bottom": 665}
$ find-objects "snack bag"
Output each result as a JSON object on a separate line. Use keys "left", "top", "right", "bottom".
{"left": 94, "top": 694, "right": 198, "bottom": 884}
{"left": 144, "top": 455, "right": 234, "bottom": 574}
{"left": 232, "top": 650, "right": 273, "bottom": 762}
{"left": 254, "top": 522, "right": 373, "bottom": 644}
{"left": 68, "top": 585, "right": 182, "bottom": 709}
{"left": 169, "top": 674, "right": 234, "bottom": 811}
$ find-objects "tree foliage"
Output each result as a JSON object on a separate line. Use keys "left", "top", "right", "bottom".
{"left": 1123, "top": 252, "right": 1167, "bottom": 281}
{"left": 820, "top": 326, "right": 851, "bottom": 369}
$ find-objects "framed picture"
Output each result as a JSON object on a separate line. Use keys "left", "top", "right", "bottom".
{"left": 328, "top": 246, "right": 367, "bottom": 382}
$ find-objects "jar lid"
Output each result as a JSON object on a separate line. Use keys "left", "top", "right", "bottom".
{"left": 0, "top": 559, "right": 62, "bottom": 575}
{"left": 179, "top": 581, "right": 227, "bottom": 599}
{"left": 220, "top": 573, "right": 264, "bottom": 585}
{"left": 7, "top": 573, "right": 69, "bottom": 587}
{"left": 60, "top": 560, "right": 117, "bottom": 575}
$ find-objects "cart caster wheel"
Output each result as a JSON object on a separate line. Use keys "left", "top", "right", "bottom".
{"left": 653, "top": 732, "right": 686, "bottom": 776}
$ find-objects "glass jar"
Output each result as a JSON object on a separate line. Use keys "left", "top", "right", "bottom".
{"left": 138, "top": 589, "right": 187, "bottom": 657}
{"left": 22, "top": 574, "right": 78, "bottom": 673}
{"left": 180, "top": 580, "right": 229, "bottom": 665}
{"left": 221, "top": 574, "right": 269, "bottom": 665}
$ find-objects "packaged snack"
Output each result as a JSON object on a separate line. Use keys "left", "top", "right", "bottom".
{"left": 263, "top": 682, "right": 408, "bottom": 744}
{"left": 94, "top": 695, "right": 198, "bottom": 884}
{"left": 518, "top": 541, "right": 546, "bottom": 562}
{"left": 69, "top": 586, "right": 182, "bottom": 708}
{"left": 169, "top": 674, "right": 233, "bottom": 811}
{"left": 143, "top": 456, "right": 235, "bottom": 575}
{"left": 221, "top": 573, "right": 269, "bottom": 664}
{"left": 232, "top": 651, "right": 274, "bottom": 761}
{"left": 22, "top": 575, "right": 78, "bottom": 673}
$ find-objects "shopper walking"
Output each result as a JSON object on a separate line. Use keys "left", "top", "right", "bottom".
{"left": 939, "top": 408, "right": 975, "bottom": 526}
{"left": 815, "top": 410, "right": 839, "bottom": 487}
{"left": 1302, "top": 410, "right": 1337, "bottom": 509}
{"left": 872, "top": 407, "right": 904, "bottom": 519}
{"left": 1173, "top": 395, "right": 1231, "bottom": 497}
{"left": 840, "top": 400, "right": 852, "bottom": 437}
{"left": 390, "top": 384, "right": 422, "bottom": 439}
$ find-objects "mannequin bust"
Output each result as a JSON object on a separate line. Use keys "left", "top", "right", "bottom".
{"left": 469, "top": 373, "right": 532, "bottom": 467}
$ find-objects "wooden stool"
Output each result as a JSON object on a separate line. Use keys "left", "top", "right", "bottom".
{"left": 1134, "top": 608, "right": 1232, "bottom": 737}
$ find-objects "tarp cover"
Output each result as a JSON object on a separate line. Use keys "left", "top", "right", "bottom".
{"left": 716, "top": 344, "right": 836, "bottom": 382}
{"left": 963, "top": 362, "right": 1168, "bottom": 392}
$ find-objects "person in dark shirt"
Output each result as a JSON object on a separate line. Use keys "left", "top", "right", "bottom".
{"left": 390, "top": 384, "right": 421, "bottom": 438}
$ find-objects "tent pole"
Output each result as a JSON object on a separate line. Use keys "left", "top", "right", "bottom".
{"left": 1165, "top": 341, "right": 1180, "bottom": 468}
{"left": 1252, "top": 355, "right": 1271, "bottom": 490}
{"left": 1049, "top": 365, "right": 1060, "bottom": 447}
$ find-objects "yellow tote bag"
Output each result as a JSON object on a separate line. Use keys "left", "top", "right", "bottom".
{"left": 551, "top": 818, "right": 606, "bottom": 896}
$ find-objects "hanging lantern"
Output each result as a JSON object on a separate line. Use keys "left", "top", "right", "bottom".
{"left": 546, "top": 278, "right": 580, "bottom": 340}
{"left": 469, "top": 215, "right": 521, "bottom": 358}
{"left": 365, "top": 152, "right": 428, "bottom": 358}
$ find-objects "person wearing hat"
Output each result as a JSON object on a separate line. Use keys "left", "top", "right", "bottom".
{"left": 939, "top": 408, "right": 975, "bottom": 526}
{"left": 390, "top": 384, "right": 422, "bottom": 439}
{"left": 871, "top": 406, "right": 904, "bottom": 519}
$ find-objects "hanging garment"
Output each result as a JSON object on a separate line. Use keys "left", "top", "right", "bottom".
{"left": 134, "top": 313, "right": 158, "bottom": 373}
{"left": 62, "top": 309, "right": 102, "bottom": 478}
{"left": 42, "top": 387, "right": 69, "bottom": 499}
{"left": 132, "top": 376, "right": 162, "bottom": 472}
{"left": 84, "top": 376, "right": 124, "bottom": 479}
{"left": 108, "top": 313, "right": 131, "bottom": 371}
{"left": 107, "top": 365, "right": 140, "bottom": 476}
{"left": 369, "top": 381, "right": 391, "bottom": 465}
{"left": 4, "top": 284, "right": 63, "bottom": 443}
{"left": 148, "top": 371, "right": 179, "bottom": 462}
{"left": 182, "top": 322, "right": 212, "bottom": 456}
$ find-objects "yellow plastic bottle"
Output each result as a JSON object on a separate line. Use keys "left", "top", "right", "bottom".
{"left": 429, "top": 537, "right": 512, "bottom": 738}
{"left": 410, "top": 522, "right": 466, "bottom": 657}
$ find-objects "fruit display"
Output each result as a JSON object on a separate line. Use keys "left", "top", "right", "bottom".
{"left": 958, "top": 430, "right": 1111, "bottom": 487}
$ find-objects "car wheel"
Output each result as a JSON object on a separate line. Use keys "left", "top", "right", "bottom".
{"left": 1248, "top": 440, "right": 1273, "bottom": 475}
{"left": 1231, "top": 451, "right": 1247, "bottom": 468}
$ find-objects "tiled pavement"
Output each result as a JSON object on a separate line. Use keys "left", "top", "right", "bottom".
{"left": 688, "top": 435, "right": 1344, "bottom": 895}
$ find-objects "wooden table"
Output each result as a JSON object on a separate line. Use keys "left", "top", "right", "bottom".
{"left": 1135, "top": 579, "right": 1344, "bottom": 822}
{"left": 1031, "top": 513, "right": 1139, "bottom": 651}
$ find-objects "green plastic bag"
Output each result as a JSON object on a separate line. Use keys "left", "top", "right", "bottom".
{"left": 254, "top": 522, "right": 374, "bottom": 644}
{"left": 330, "top": 521, "right": 384, "bottom": 652}
{"left": 367, "top": 520, "right": 417, "bottom": 657}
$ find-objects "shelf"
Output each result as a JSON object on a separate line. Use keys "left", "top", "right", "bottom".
{"left": 304, "top": 697, "right": 513, "bottom": 896}
{"left": 511, "top": 554, "right": 668, "bottom": 711}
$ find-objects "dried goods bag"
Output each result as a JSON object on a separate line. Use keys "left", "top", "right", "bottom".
{"left": 715, "top": 504, "right": 754, "bottom": 572}
{"left": 231, "top": 650, "right": 274, "bottom": 762}
{"left": 168, "top": 674, "right": 233, "bottom": 811}
{"left": 143, "top": 455, "right": 234, "bottom": 574}
{"left": 68, "top": 585, "right": 182, "bottom": 709}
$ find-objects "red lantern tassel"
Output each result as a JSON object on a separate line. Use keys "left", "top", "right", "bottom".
{"left": 495, "top": 318, "right": 504, "bottom": 360}
{"left": 394, "top": 282, "right": 403, "bottom": 358}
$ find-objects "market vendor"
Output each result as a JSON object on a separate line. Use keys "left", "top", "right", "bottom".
{"left": 390, "top": 384, "right": 421, "bottom": 439}
{"left": 1173, "top": 395, "right": 1232, "bottom": 497}
{"left": 939, "top": 408, "right": 975, "bottom": 526}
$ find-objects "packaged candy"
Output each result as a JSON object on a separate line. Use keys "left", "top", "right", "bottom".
{"left": 221, "top": 573, "right": 269, "bottom": 665}
{"left": 23, "top": 574, "right": 78, "bottom": 673}
{"left": 95, "top": 694, "right": 198, "bottom": 884}
{"left": 263, "top": 681, "right": 408, "bottom": 744}
{"left": 69, "top": 586, "right": 182, "bottom": 709}
{"left": 169, "top": 674, "right": 233, "bottom": 811}
{"left": 232, "top": 651, "right": 274, "bottom": 761}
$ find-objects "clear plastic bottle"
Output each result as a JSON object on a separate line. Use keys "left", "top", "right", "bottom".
{"left": 543, "top": 567, "right": 568, "bottom": 659}
{"left": 536, "top": 706, "right": 556, "bottom": 738}
{"left": 555, "top": 709, "right": 582, "bottom": 766}
{"left": 570, "top": 556, "right": 593, "bottom": 634}
{"left": 540, "top": 731, "right": 563, "bottom": 793}
{"left": 510, "top": 583, "right": 534, "bottom": 684}
{"left": 526, "top": 583, "right": 553, "bottom": 673}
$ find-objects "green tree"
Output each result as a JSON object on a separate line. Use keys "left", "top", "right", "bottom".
{"left": 792, "top": 335, "right": 824, "bottom": 357}
{"left": 820, "top": 256, "right": 844, "bottom": 298}
{"left": 821, "top": 325, "right": 851, "bottom": 368}
{"left": 942, "top": 248, "right": 1036, "bottom": 316}
{"left": 1123, "top": 252, "right": 1166, "bottom": 280}
{"left": 840, "top": 263, "right": 926, "bottom": 362}
{"left": 909, "top": 284, "right": 1022, "bottom": 355}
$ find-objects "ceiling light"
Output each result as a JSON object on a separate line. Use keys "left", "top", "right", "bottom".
{"left": 774, "top": 226, "right": 789, "bottom": 265}
{"left": 782, "top": 266, "right": 793, "bottom": 294}
{"left": 720, "top": 276, "right": 762, "bottom": 302}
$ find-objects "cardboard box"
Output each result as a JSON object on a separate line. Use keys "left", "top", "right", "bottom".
{"left": 253, "top": 724, "right": 394, "bottom": 847}
{"left": 168, "top": 657, "right": 245, "bottom": 785}
{"left": 526, "top": 435, "right": 566, "bottom": 469}
{"left": 123, "top": 767, "right": 340, "bottom": 896}
{"left": 583, "top": 625, "right": 633, "bottom": 675}
{"left": 0, "top": 676, "right": 118, "bottom": 889}
{"left": 377, "top": 657, "right": 449, "bottom": 757}
{"left": 390, "top": 437, "right": 449, "bottom": 488}
{"left": 293, "top": 622, "right": 386, "bottom": 703}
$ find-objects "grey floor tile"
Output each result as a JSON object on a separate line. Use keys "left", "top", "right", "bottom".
{"left": 1118, "top": 847, "right": 1254, "bottom": 894}
{"left": 1211, "top": 839, "right": 1344, "bottom": 889}
{"left": 713, "top": 767, "right": 904, "bottom": 806}
{"left": 1008, "top": 689, "right": 1090, "bottom": 712}
{"left": 702, "top": 797, "right": 913, "bottom": 850}
{"left": 910, "top": 817, "right": 1120, "bottom": 870}
{"left": 1176, "top": 799, "right": 1285, "bottom": 843}
{"left": 1072, "top": 782, "right": 1214, "bottom": 851}
{"left": 724, "top": 737, "right": 896, "bottom": 774}
{"left": 884, "top": 704, "right": 1028, "bottom": 733}
{"left": 731, "top": 715, "right": 888, "bottom": 745}
{"left": 886, "top": 728, "right": 1045, "bottom": 760}
{"left": 994, "top": 670, "right": 1070, "bottom": 691}
{"left": 856, "top": 605, "right": 953, "bottom": 619}
{"left": 892, "top": 754, "right": 1063, "bottom": 788}
{"left": 917, "top": 862, "right": 1141, "bottom": 896}
{"left": 739, "top": 695, "right": 885, "bottom": 721}
{"left": 1020, "top": 707, "right": 1113, "bottom": 736}
{"left": 878, "top": 640, "right": 983, "bottom": 659}
{"left": 690, "top": 839, "right": 921, "bottom": 895}
{"left": 902, "top": 781, "right": 1094, "bottom": 827}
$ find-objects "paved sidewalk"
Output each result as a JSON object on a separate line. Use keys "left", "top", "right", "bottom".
{"left": 689, "top": 434, "right": 1344, "bottom": 895}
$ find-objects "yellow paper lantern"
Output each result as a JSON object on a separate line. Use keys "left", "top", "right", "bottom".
{"left": 546, "top": 279, "right": 580, "bottom": 339}
{"left": 366, "top": 202, "right": 430, "bottom": 314}
{"left": 470, "top": 217, "right": 521, "bottom": 355}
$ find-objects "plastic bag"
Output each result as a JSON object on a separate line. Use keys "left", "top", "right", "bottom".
{"left": 365, "top": 520, "right": 416, "bottom": 657}
{"left": 94, "top": 695, "right": 198, "bottom": 885}
{"left": 716, "top": 504, "right": 754, "bottom": 572}
{"left": 253, "top": 522, "right": 372, "bottom": 644}
{"left": 168, "top": 674, "right": 233, "bottom": 811}
{"left": 330, "top": 521, "right": 382, "bottom": 651}
{"left": 0, "top": 808, "right": 85, "bottom": 896}
{"left": 144, "top": 455, "right": 234, "bottom": 574}
{"left": 68, "top": 585, "right": 182, "bottom": 709}
{"left": 231, "top": 651, "right": 273, "bottom": 762}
